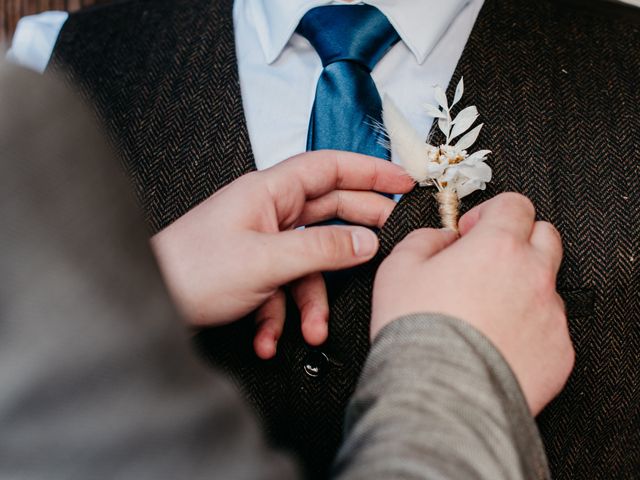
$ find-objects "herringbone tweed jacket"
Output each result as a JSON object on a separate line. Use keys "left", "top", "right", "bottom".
{"left": 50, "top": 0, "right": 640, "bottom": 478}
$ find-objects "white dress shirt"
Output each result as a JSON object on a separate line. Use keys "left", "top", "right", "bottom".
{"left": 8, "top": 0, "right": 485, "bottom": 170}
{"left": 235, "top": 0, "right": 484, "bottom": 169}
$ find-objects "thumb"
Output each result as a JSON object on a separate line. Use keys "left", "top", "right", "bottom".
{"left": 391, "top": 228, "right": 459, "bottom": 261}
{"left": 265, "top": 226, "right": 379, "bottom": 285}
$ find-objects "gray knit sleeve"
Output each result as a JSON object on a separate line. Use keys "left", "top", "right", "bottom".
{"left": 332, "top": 314, "right": 551, "bottom": 480}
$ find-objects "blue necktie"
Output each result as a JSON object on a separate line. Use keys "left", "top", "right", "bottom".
{"left": 297, "top": 6, "right": 400, "bottom": 297}
{"left": 297, "top": 5, "right": 400, "bottom": 159}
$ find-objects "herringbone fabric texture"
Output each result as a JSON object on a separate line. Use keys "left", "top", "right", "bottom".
{"left": 50, "top": 0, "right": 639, "bottom": 478}
{"left": 52, "top": 0, "right": 255, "bottom": 234}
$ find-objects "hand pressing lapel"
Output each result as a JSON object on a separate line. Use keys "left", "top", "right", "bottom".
{"left": 150, "top": 150, "right": 414, "bottom": 359}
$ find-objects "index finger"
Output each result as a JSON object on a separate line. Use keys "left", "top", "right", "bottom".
{"left": 265, "top": 150, "right": 415, "bottom": 200}
{"left": 459, "top": 192, "right": 536, "bottom": 241}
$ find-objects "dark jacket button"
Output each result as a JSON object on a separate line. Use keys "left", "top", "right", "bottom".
{"left": 303, "top": 351, "right": 329, "bottom": 378}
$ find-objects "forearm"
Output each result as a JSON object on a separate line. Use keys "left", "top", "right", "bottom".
{"left": 0, "top": 63, "right": 299, "bottom": 480}
{"left": 333, "top": 314, "right": 550, "bottom": 480}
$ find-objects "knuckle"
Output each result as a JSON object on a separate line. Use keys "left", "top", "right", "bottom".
{"left": 523, "top": 267, "right": 557, "bottom": 311}
{"left": 557, "top": 294, "right": 568, "bottom": 317}
{"left": 395, "top": 228, "right": 434, "bottom": 253}
{"left": 297, "top": 294, "right": 319, "bottom": 315}
{"left": 554, "top": 306, "right": 569, "bottom": 331}
{"left": 538, "top": 221, "right": 562, "bottom": 243}
{"left": 556, "top": 310, "right": 575, "bottom": 369}
{"left": 565, "top": 343, "right": 576, "bottom": 373}
{"left": 541, "top": 225, "right": 565, "bottom": 262}
{"left": 539, "top": 220, "right": 559, "bottom": 235}
{"left": 293, "top": 278, "right": 324, "bottom": 307}
{"left": 539, "top": 266, "right": 558, "bottom": 292}
{"left": 314, "top": 228, "right": 349, "bottom": 262}
{"left": 558, "top": 341, "right": 576, "bottom": 385}
{"left": 496, "top": 192, "right": 535, "bottom": 217}
{"left": 493, "top": 231, "right": 522, "bottom": 256}
{"left": 377, "top": 203, "right": 394, "bottom": 227}
{"left": 532, "top": 267, "right": 557, "bottom": 300}
{"left": 334, "top": 191, "right": 346, "bottom": 218}
{"left": 367, "top": 160, "right": 382, "bottom": 189}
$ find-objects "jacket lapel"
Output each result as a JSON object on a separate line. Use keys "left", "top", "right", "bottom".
{"left": 150, "top": 0, "right": 256, "bottom": 203}
{"left": 326, "top": 0, "right": 495, "bottom": 362}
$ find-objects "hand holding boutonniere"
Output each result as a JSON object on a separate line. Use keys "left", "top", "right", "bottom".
{"left": 382, "top": 77, "right": 492, "bottom": 232}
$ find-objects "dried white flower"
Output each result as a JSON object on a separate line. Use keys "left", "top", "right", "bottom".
{"left": 382, "top": 77, "right": 493, "bottom": 229}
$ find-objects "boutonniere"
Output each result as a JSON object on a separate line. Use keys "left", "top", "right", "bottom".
{"left": 382, "top": 77, "right": 492, "bottom": 232}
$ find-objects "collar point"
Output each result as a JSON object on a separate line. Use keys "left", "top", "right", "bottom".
{"left": 410, "top": 47, "right": 429, "bottom": 66}
{"left": 264, "top": 50, "right": 280, "bottom": 65}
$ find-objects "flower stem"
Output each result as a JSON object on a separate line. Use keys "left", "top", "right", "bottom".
{"left": 436, "top": 189, "right": 459, "bottom": 232}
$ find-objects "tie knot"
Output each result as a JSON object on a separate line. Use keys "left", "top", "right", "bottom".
{"left": 296, "top": 5, "right": 400, "bottom": 71}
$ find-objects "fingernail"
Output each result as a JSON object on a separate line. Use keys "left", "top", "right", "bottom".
{"left": 351, "top": 229, "right": 378, "bottom": 257}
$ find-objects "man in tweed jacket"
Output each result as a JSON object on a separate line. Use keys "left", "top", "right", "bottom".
{"left": 25, "top": 0, "right": 640, "bottom": 477}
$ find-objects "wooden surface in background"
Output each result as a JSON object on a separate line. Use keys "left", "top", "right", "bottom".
{"left": 1, "top": 0, "right": 112, "bottom": 43}
{"left": 1, "top": 1, "right": 637, "bottom": 48}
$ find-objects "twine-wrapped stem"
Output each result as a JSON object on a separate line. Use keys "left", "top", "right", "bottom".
{"left": 436, "top": 189, "right": 460, "bottom": 232}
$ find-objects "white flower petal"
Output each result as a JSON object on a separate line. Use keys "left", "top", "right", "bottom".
{"left": 426, "top": 162, "right": 447, "bottom": 178}
{"left": 458, "top": 162, "right": 493, "bottom": 183}
{"left": 438, "top": 117, "right": 450, "bottom": 138}
{"left": 455, "top": 123, "right": 483, "bottom": 151}
{"left": 450, "top": 106, "right": 478, "bottom": 140}
{"left": 464, "top": 149, "right": 492, "bottom": 164}
{"left": 456, "top": 179, "right": 486, "bottom": 199}
{"left": 434, "top": 86, "right": 449, "bottom": 110}
{"left": 424, "top": 103, "right": 446, "bottom": 119}
{"left": 426, "top": 145, "right": 440, "bottom": 162}
{"left": 452, "top": 77, "right": 464, "bottom": 107}
{"left": 442, "top": 166, "right": 459, "bottom": 183}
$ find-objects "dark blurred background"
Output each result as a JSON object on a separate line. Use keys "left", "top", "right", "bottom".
{"left": 1, "top": 0, "right": 112, "bottom": 43}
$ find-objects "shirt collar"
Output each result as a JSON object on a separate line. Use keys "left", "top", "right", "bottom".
{"left": 247, "top": 0, "right": 469, "bottom": 65}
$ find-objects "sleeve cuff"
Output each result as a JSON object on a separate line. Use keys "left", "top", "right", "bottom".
{"left": 336, "top": 313, "right": 550, "bottom": 480}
